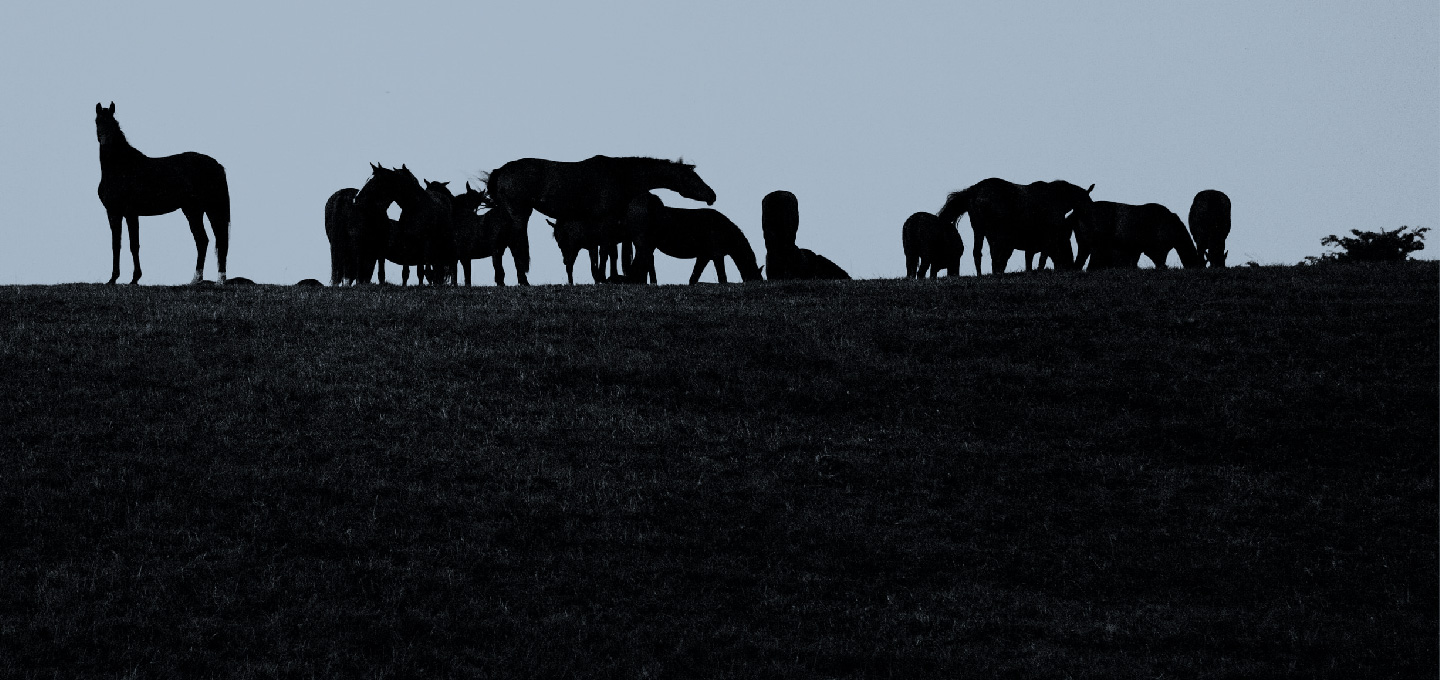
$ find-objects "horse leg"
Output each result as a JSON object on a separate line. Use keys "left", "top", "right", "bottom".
{"left": 514, "top": 223, "right": 531, "bottom": 286}
{"left": 211, "top": 210, "right": 228, "bottom": 284}
{"left": 715, "top": 257, "right": 728, "bottom": 284}
{"left": 905, "top": 254, "right": 918, "bottom": 279}
{"left": 125, "top": 215, "right": 143, "bottom": 284}
{"left": 588, "top": 246, "right": 604, "bottom": 284}
{"left": 184, "top": 208, "right": 208, "bottom": 284}
{"left": 564, "top": 247, "right": 576, "bottom": 286}
{"left": 605, "top": 243, "right": 619, "bottom": 279}
{"left": 972, "top": 231, "right": 985, "bottom": 275}
{"left": 461, "top": 259, "right": 472, "bottom": 287}
{"left": 106, "top": 212, "right": 122, "bottom": 284}
{"left": 990, "top": 246, "right": 1013, "bottom": 275}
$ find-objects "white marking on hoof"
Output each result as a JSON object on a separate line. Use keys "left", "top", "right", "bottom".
{"left": 190, "top": 270, "right": 204, "bottom": 285}
{"left": 218, "top": 272, "right": 227, "bottom": 285}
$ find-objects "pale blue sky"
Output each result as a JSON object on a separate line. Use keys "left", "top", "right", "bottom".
{"left": 1, "top": 1, "right": 1435, "bottom": 284}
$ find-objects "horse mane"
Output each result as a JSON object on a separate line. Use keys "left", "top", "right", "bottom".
{"left": 601, "top": 156, "right": 696, "bottom": 172}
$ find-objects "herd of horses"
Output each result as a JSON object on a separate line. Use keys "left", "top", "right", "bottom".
{"left": 93, "top": 103, "right": 1233, "bottom": 287}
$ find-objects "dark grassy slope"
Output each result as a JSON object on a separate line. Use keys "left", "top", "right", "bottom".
{"left": 0, "top": 263, "right": 1434, "bottom": 678}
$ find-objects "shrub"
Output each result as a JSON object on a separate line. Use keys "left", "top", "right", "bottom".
{"left": 1303, "top": 226, "right": 1428, "bottom": 264}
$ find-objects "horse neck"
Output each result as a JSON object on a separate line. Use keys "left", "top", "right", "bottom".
{"left": 625, "top": 159, "right": 688, "bottom": 194}
{"left": 98, "top": 133, "right": 143, "bottom": 165}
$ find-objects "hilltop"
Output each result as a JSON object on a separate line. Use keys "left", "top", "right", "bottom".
{"left": 0, "top": 263, "right": 1434, "bottom": 678}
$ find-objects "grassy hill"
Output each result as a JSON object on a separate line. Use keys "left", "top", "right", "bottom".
{"left": 1, "top": 263, "right": 1435, "bottom": 678}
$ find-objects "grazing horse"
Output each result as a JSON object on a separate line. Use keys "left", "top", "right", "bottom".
{"left": 1189, "top": 190, "right": 1232, "bottom": 268}
{"left": 94, "top": 102, "right": 230, "bottom": 285}
{"left": 547, "top": 217, "right": 626, "bottom": 285}
{"left": 486, "top": 155, "right": 717, "bottom": 286}
{"left": 1079, "top": 201, "right": 1204, "bottom": 270}
{"left": 759, "top": 190, "right": 851, "bottom": 280}
{"left": 325, "top": 188, "right": 360, "bottom": 285}
{"left": 625, "top": 193, "right": 762, "bottom": 284}
{"left": 353, "top": 164, "right": 455, "bottom": 284}
{"left": 938, "top": 178, "right": 1093, "bottom": 275}
{"left": 902, "top": 211, "right": 964, "bottom": 278}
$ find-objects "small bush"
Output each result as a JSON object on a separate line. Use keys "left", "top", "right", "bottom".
{"left": 1305, "top": 226, "right": 1428, "bottom": 264}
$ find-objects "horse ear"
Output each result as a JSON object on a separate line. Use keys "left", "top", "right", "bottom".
{"left": 401, "top": 164, "right": 408, "bottom": 171}
{"left": 371, "top": 162, "right": 378, "bottom": 170}
{"left": 95, "top": 102, "right": 102, "bottom": 115}
{"left": 107, "top": 102, "right": 115, "bottom": 113}
{"left": 546, "top": 219, "right": 556, "bottom": 227}
{"left": 465, "top": 181, "right": 472, "bottom": 191}
{"left": 1086, "top": 184, "right": 1095, "bottom": 194}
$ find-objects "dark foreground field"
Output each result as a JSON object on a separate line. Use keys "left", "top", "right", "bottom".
{"left": 0, "top": 264, "right": 1435, "bottom": 678}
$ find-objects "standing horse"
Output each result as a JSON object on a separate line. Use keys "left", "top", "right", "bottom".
{"left": 1189, "top": 190, "right": 1231, "bottom": 268}
{"left": 94, "top": 102, "right": 230, "bottom": 285}
{"left": 352, "top": 165, "right": 455, "bottom": 284}
{"left": 447, "top": 182, "right": 497, "bottom": 287}
{"left": 325, "top": 188, "right": 360, "bottom": 285}
{"left": 902, "top": 211, "right": 964, "bottom": 278}
{"left": 1080, "top": 201, "right": 1204, "bottom": 270}
{"left": 625, "top": 193, "right": 762, "bottom": 284}
{"left": 486, "top": 155, "right": 717, "bottom": 286}
{"left": 938, "top": 178, "right": 1093, "bottom": 275}
{"left": 547, "top": 217, "right": 626, "bottom": 285}
{"left": 759, "top": 190, "right": 851, "bottom": 280}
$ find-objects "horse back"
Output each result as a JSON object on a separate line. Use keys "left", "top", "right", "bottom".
{"left": 761, "top": 190, "right": 800, "bottom": 248}
{"left": 325, "top": 188, "right": 359, "bottom": 242}
{"left": 1188, "top": 190, "right": 1232, "bottom": 240}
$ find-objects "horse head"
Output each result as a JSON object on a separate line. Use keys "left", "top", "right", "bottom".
{"left": 94, "top": 102, "right": 121, "bottom": 145}
{"left": 453, "top": 182, "right": 491, "bottom": 214}
{"left": 666, "top": 160, "right": 717, "bottom": 205}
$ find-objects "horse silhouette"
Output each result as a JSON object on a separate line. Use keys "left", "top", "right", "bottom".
{"left": 295, "top": 278, "right": 323, "bottom": 287}
{"left": 938, "top": 178, "right": 1093, "bottom": 274}
{"left": 546, "top": 217, "right": 627, "bottom": 285}
{"left": 902, "top": 211, "right": 964, "bottom": 278}
{"left": 1077, "top": 201, "right": 1203, "bottom": 270}
{"left": 1188, "top": 190, "right": 1231, "bottom": 268}
{"left": 352, "top": 165, "right": 454, "bottom": 284}
{"left": 94, "top": 103, "right": 230, "bottom": 285}
{"left": 486, "top": 156, "right": 717, "bottom": 286}
{"left": 324, "top": 188, "right": 361, "bottom": 285}
{"left": 624, "top": 193, "right": 762, "bottom": 284}
{"left": 759, "top": 190, "right": 850, "bottom": 280}
{"left": 446, "top": 182, "right": 498, "bottom": 287}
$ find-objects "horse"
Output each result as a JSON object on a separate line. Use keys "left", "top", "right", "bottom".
{"left": 1078, "top": 201, "right": 1204, "bottom": 270}
{"left": 624, "top": 193, "right": 762, "bottom": 284}
{"left": 352, "top": 164, "right": 455, "bottom": 284}
{"left": 759, "top": 190, "right": 851, "bottom": 280}
{"left": 325, "top": 188, "right": 360, "bottom": 285}
{"left": 94, "top": 102, "right": 230, "bottom": 285}
{"left": 1189, "top": 190, "right": 1232, "bottom": 268}
{"left": 937, "top": 178, "right": 1093, "bottom": 275}
{"left": 486, "top": 155, "right": 717, "bottom": 286}
{"left": 902, "top": 211, "right": 964, "bottom": 278}
{"left": 547, "top": 217, "right": 626, "bottom": 285}
{"left": 447, "top": 182, "right": 499, "bottom": 287}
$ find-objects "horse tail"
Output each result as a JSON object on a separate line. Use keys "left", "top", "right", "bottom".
{"left": 208, "top": 163, "right": 231, "bottom": 276}
{"left": 936, "top": 187, "right": 971, "bottom": 226}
